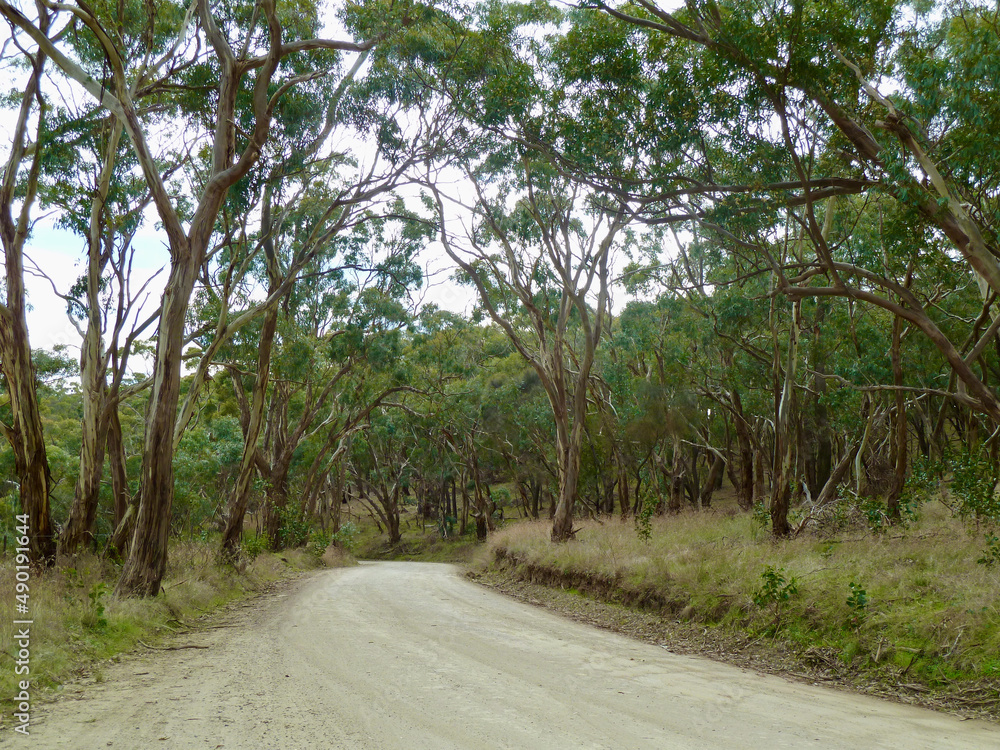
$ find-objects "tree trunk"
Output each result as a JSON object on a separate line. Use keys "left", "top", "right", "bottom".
{"left": 264, "top": 460, "right": 291, "bottom": 550}
{"left": 753, "top": 437, "right": 766, "bottom": 504}
{"left": 108, "top": 408, "right": 130, "bottom": 533}
{"left": 61, "top": 117, "right": 123, "bottom": 556}
{"left": 616, "top": 463, "right": 630, "bottom": 519}
{"left": 886, "top": 314, "right": 906, "bottom": 522}
{"left": 459, "top": 475, "right": 469, "bottom": 535}
{"left": 0, "top": 28, "right": 55, "bottom": 567}
{"left": 387, "top": 486, "right": 402, "bottom": 544}
{"left": 331, "top": 463, "right": 345, "bottom": 534}
{"left": 60, "top": 336, "right": 109, "bottom": 554}
{"left": 221, "top": 300, "right": 279, "bottom": 560}
{"left": 551, "top": 420, "right": 583, "bottom": 541}
{"left": 811, "top": 301, "right": 833, "bottom": 496}
{"left": 667, "top": 435, "right": 683, "bottom": 513}
{"left": 770, "top": 300, "right": 801, "bottom": 538}
{"left": 60, "top": 397, "right": 107, "bottom": 553}
{"left": 116, "top": 258, "right": 199, "bottom": 596}
{"left": 730, "top": 390, "right": 755, "bottom": 510}
{"left": 699, "top": 452, "right": 725, "bottom": 509}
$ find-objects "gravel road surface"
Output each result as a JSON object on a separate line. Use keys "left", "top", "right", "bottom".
{"left": 14, "top": 562, "right": 1000, "bottom": 749}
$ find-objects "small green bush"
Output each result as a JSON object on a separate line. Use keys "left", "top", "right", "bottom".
{"left": 331, "top": 521, "right": 359, "bottom": 551}
{"left": 846, "top": 582, "right": 868, "bottom": 628}
{"left": 977, "top": 533, "right": 1000, "bottom": 568}
{"left": 241, "top": 531, "right": 269, "bottom": 560}
{"left": 83, "top": 582, "right": 109, "bottom": 630}
{"left": 752, "top": 566, "right": 798, "bottom": 609}
{"left": 308, "top": 531, "right": 333, "bottom": 558}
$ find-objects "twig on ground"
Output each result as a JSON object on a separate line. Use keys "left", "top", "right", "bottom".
{"left": 138, "top": 641, "right": 209, "bottom": 651}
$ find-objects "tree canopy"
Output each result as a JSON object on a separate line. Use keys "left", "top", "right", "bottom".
{"left": 3, "top": 0, "right": 1000, "bottom": 591}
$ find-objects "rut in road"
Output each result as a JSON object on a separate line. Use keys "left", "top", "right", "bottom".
{"left": 17, "top": 562, "right": 1000, "bottom": 749}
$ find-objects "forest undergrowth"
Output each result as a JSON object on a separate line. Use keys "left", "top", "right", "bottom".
{"left": 476, "top": 499, "right": 1000, "bottom": 719}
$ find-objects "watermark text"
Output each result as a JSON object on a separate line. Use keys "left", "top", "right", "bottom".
{"left": 12, "top": 513, "right": 31, "bottom": 736}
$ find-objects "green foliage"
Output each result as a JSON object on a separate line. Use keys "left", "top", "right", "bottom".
{"left": 173, "top": 417, "right": 243, "bottom": 537}
{"left": 752, "top": 566, "right": 799, "bottom": 610}
{"left": 278, "top": 505, "right": 311, "bottom": 549}
{"left": 751, "top": 502, "right": 770, "bottom": 528}
{"left": 977, "top": 534, "right": 1000, "bottom": 568}
{"left": 84, "top": 582, "right": 109, "bottom": 630}
{"left": 947, "top": 450, "right": 1000, "bottom": 526}
{"left": 331, "top": 521, "right": 360, "bottom": 552}
{"left": 846, "top": 582, "right": 869, "bottom": 628}
{"left": 307, "top": 531, "right": 332, "bottom": 558}
{"left": 860, "top": 498, "right": 889, "bottom": 534}
{"left": 635, "top": 493, "right": 656, "bottom": 542}
{"left": 241, "top": 532, "right": 269, "bottom": 561}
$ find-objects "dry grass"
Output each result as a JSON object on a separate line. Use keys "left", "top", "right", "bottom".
{"left": 480, "top": 502, "right": 1000, "bottom": 689}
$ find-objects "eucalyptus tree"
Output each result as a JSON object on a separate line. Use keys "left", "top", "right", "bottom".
{"left": 32, "top": 101, "right": 163, "bottom": 554}
{"left": 162, "top": 68, "right": 442, "bottom": 557}
{"left": 407, "top": 1, "right": 670, "bottom": 540}
{"left": 216, "top": 213, "right": 424, "bottom": 553}
{"left": 0, "top": 0, "right": 425, "bottom": 594}
{"left": 583, "top": 0, "right": 1000, "bottom": 425}
{"left": 0, "top": 4, "right": 57, "bottom": 564}
{"left": 430, "top": 160, "right": 635, "bottom": 540}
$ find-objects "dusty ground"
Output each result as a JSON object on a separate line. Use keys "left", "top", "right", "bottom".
{"left": 8, "top": 562, "right": 1000, "bottom": 749}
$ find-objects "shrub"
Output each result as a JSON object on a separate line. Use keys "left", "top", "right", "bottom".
{"left": 241, "top": 531, "right": 269, "bottom": 560}
{"left": 308, "top": 531, "right": 332, "bottom": 558}
{"left": 331, "top": 521, "right": 359, "bottom": 551}
{"left": 846, "top": 582, "right": 868, "bottom": 628}
{"left": 977, "top": 534, "right": 1000, "bottom": 568}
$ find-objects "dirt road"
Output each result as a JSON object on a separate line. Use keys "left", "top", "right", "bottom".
{"left": 14, "top": 562, "right": 1000, "bottom": 749}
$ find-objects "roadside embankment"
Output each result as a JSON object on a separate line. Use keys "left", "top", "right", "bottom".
{"left": 474, "top": 508, "right": 1000, "bottom": 721}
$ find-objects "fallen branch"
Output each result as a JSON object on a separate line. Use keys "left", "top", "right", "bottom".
{"left": 138, "top": 641, "right": 209, "bottom": 651}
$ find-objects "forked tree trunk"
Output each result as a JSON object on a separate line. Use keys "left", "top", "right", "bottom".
{"left": 387, "top": 486, "right": 402, "bottom": 544}
{"left": 60, "top": 397, "right": 107, "bottom": 553}
{"left": 0, "top": 35, "right": 55, "bottom": 566}
{"left": 551, "top": 420, "right": 584, "bottom": 542}
{"left": 699, "top": 452, "right": 725, "bottom": 508}
{"left": 467, "top": 441, "right": 495, "bottom": 540}
{"left": 60, "top": 118, "right": 122, "bottom": 556}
